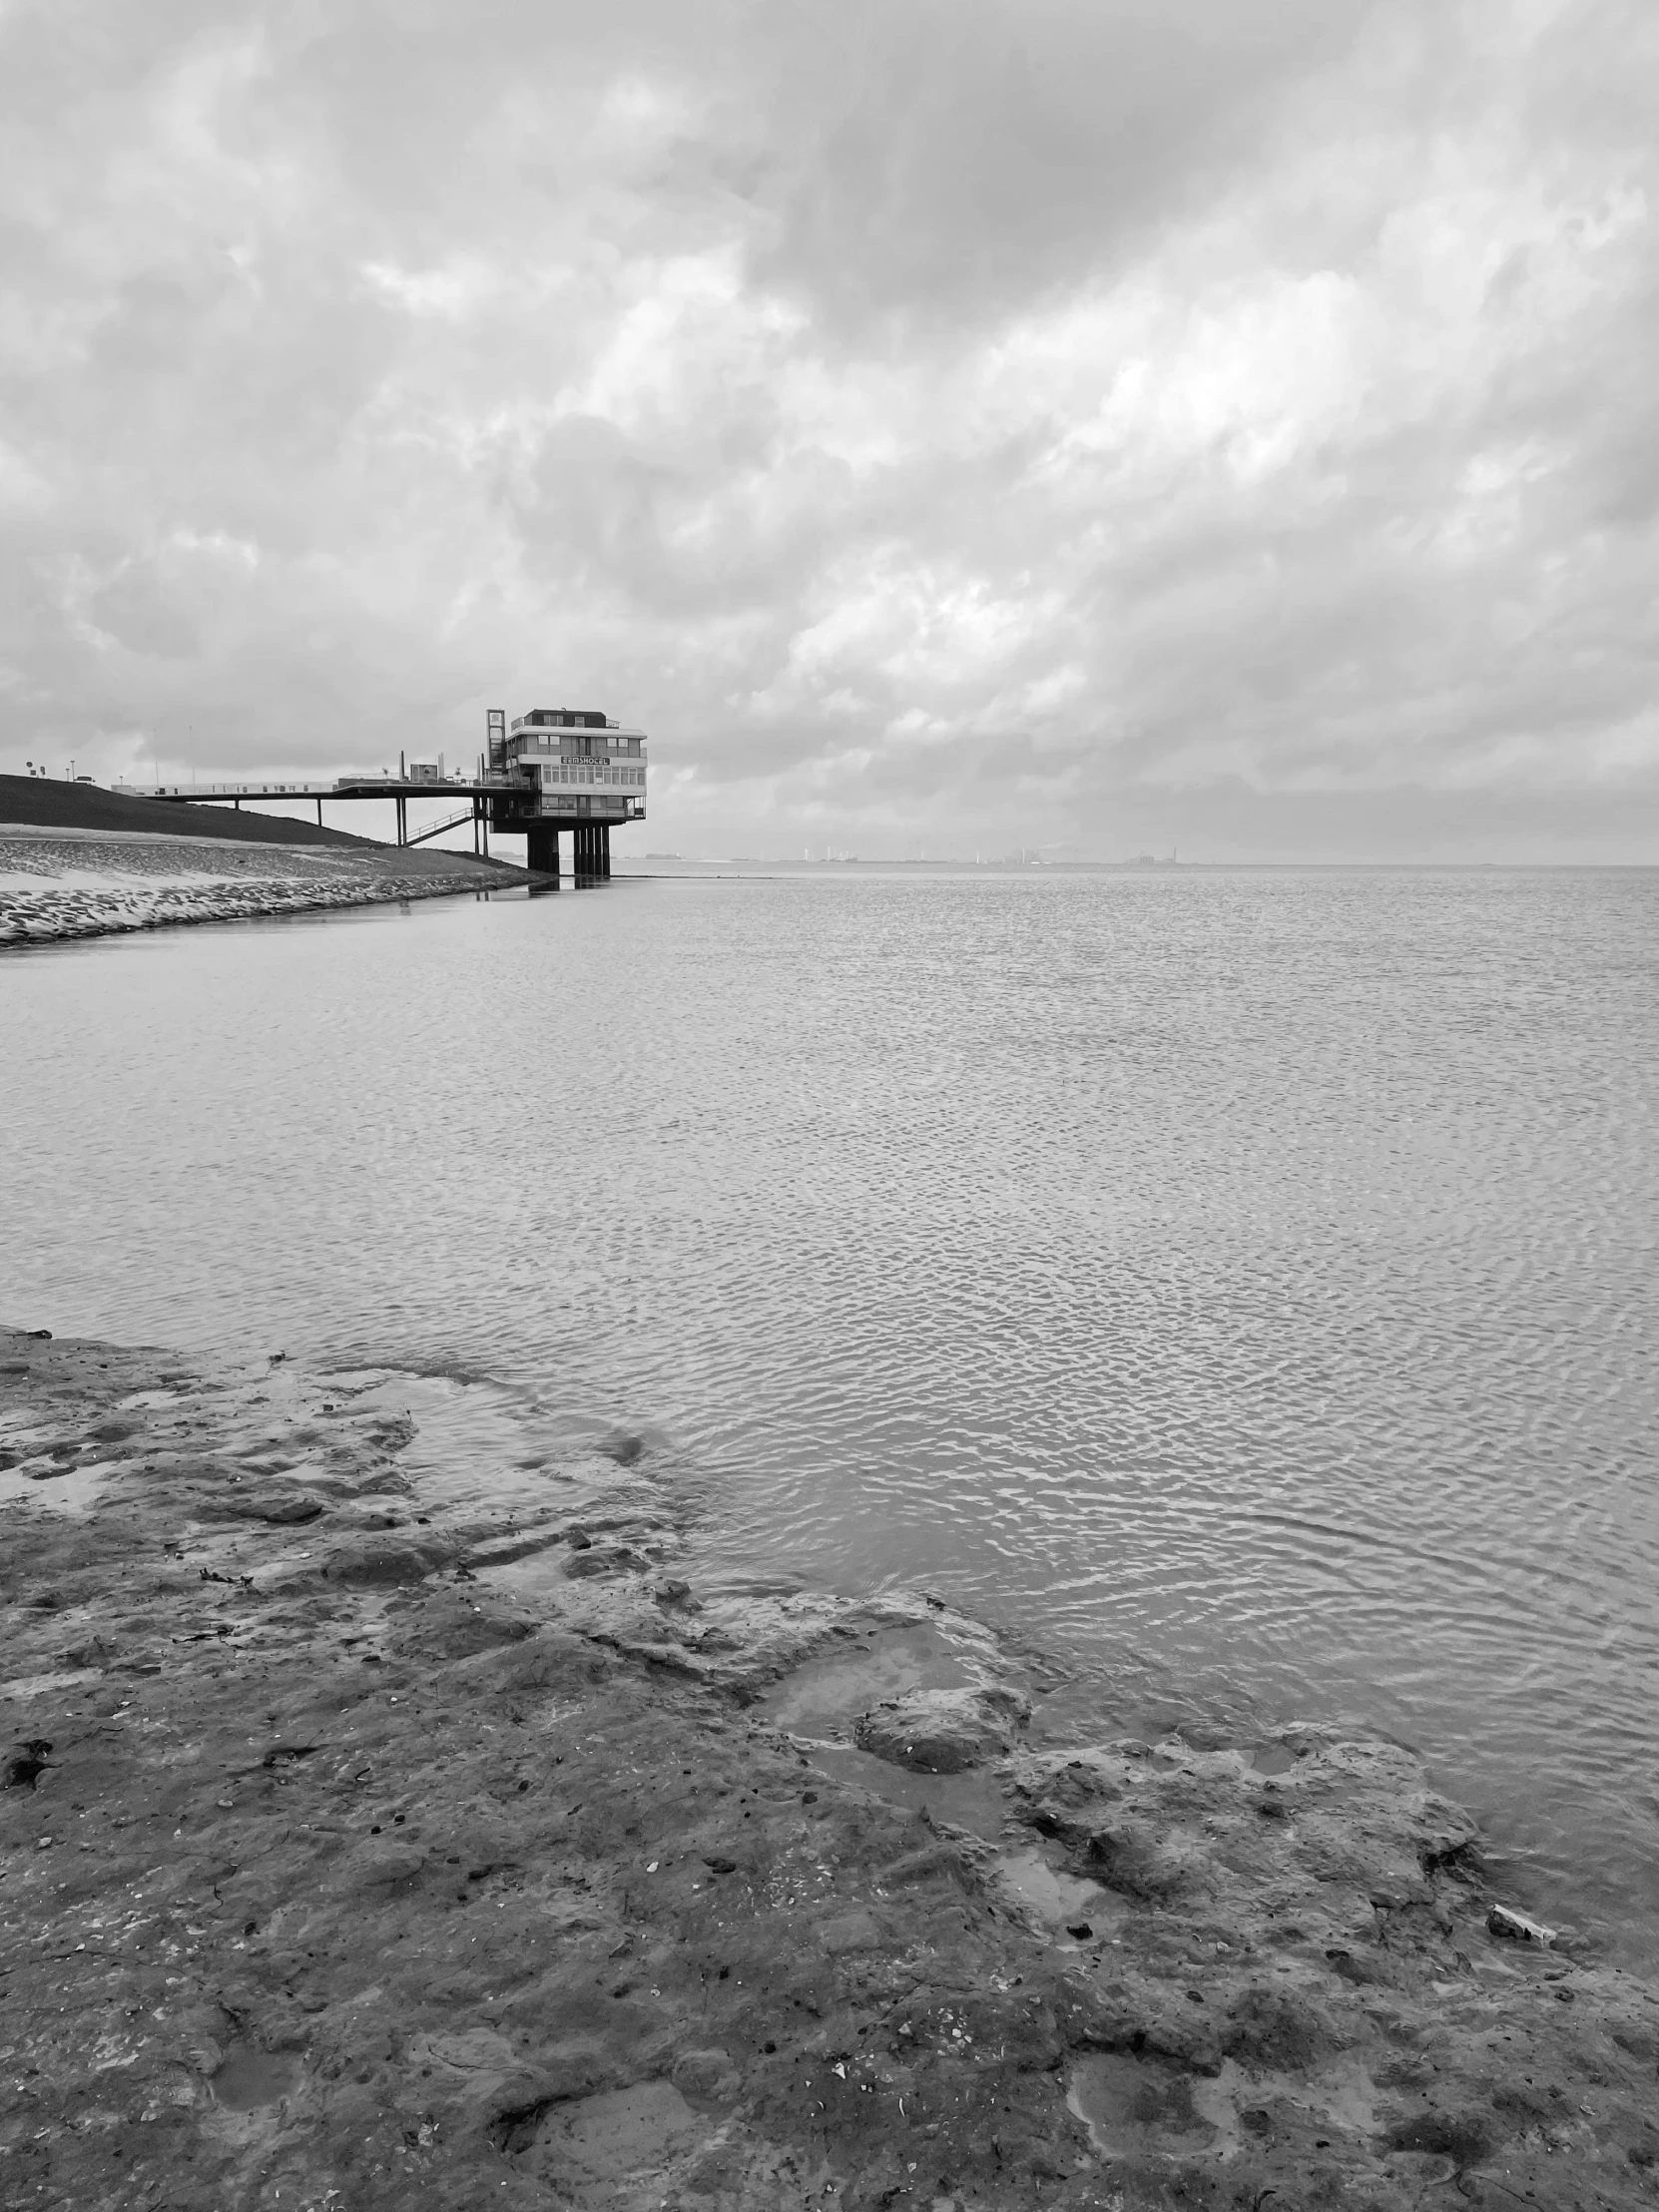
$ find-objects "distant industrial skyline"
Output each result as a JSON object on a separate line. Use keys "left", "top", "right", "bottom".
{"left": 4, "top": 0, "right": 1656, "bottom": 862}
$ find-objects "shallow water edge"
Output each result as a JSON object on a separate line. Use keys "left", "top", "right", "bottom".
{"left": 5, "top": 1324, "right": 1659, "bottom": 2208}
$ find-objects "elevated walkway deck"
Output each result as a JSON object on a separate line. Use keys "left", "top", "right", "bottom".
{"left": 107, "top": 778, "right": 633, "bottom": 881}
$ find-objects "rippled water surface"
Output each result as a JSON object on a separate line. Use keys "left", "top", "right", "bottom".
{"left": 5, "top": 867, "right": 1657, "bottom": 1957}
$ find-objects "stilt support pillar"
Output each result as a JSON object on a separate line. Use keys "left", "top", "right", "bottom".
{"left": 526, "top": 824, "right": 561, "bottom": 880}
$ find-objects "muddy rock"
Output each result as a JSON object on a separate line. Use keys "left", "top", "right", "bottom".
{"left": 384, "top": 1593, "right": 537, "bottom": 1664}
{"left": 193, "top": 1483, "right": 326, "bottom": 1524}
{"left": 853, "top": 1682, "right": 1030, "bottom": 1772}
{"left": 670, "top": 2047, "right": 740, "bottom": 2101}
{"left": 318, "top": 1530, "right": 452, "bottom": 1584}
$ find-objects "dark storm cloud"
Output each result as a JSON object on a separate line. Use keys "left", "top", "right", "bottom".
{"left": 2, "top": 0, "right": 1656, "bottom": 855}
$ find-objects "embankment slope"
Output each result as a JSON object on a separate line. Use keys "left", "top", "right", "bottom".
{"left": 0, "top": 774, "right": 379, "bottom": 848}
{"left": 1, "top": 824, "right": 534, "bottom": 945}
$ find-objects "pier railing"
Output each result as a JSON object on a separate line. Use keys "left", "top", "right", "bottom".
{"left": 111, "top": 777, "right": 643, "bottom": 816}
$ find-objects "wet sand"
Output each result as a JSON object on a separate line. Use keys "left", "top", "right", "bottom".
{"left": 0, "top": 827, "right": 536, "bottom": 945}
{"left": 4, "top": 1324, "right": 1658, "bottom": 2209}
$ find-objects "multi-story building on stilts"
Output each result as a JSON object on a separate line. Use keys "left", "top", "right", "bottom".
{"left": 484, "top": 708, "right": 648, "bottom": 880}
{"left": 112, "top": 706, "right": 648, "bottom": 883}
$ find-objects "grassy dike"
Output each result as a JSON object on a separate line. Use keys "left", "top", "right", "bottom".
{"left": 3, "top": 1325, "right": 1658, "bottom": 2210}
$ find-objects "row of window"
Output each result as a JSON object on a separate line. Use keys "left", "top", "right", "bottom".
{"left": 517, "top": 737, "right": 643, "bottom": 757}
{"left": 540, "top": 765, "right": 646, "bottom": 786}
{"left": 539, "top": 796, "right": 645, "bottom": 814}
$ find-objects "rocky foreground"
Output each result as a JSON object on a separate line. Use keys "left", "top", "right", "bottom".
{"left": 3, "top": 1328, "right": 1658, "bottom": 2211}
{"left": 0, "top": 827, "right": 536, "bottom": 944}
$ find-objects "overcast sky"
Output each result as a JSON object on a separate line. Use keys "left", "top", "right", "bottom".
{"left": 4, "top": 0, "right": 1656, "bottom": 858}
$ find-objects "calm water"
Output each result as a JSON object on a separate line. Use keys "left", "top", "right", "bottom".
{"left": 5, "top": 868, "right": 1657, "bottom": 1958}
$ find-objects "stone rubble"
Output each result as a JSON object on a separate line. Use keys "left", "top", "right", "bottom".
{"left": 0, "top": 829, "right": 538, "bottom": 945}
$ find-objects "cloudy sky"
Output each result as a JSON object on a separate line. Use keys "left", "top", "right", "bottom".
{"left": 4, "top": 0, "right": 1656, "bottom": 859}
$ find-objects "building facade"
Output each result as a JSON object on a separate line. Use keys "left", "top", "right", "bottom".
{"left": 486, "top": 708, "right": 647, "bottom": 877}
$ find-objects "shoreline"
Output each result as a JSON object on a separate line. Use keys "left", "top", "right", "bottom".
{"left": 4, "top": 1327, "right": 1658, "bottom": 2208}
{"left": 0, "top": 825, "right": 541, "bottom": 947}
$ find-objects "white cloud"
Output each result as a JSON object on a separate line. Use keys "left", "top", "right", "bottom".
{"left": 1, "top": 0, "right": 1656, "bottom": 855}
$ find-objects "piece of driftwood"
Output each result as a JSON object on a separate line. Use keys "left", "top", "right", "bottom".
{"left": 1487, "top": 1902, "right": 1558, "bottom": 1945}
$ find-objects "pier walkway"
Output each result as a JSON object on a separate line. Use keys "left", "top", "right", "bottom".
{"left": 110, "top": 776, "right": 631, "bottom": 880}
